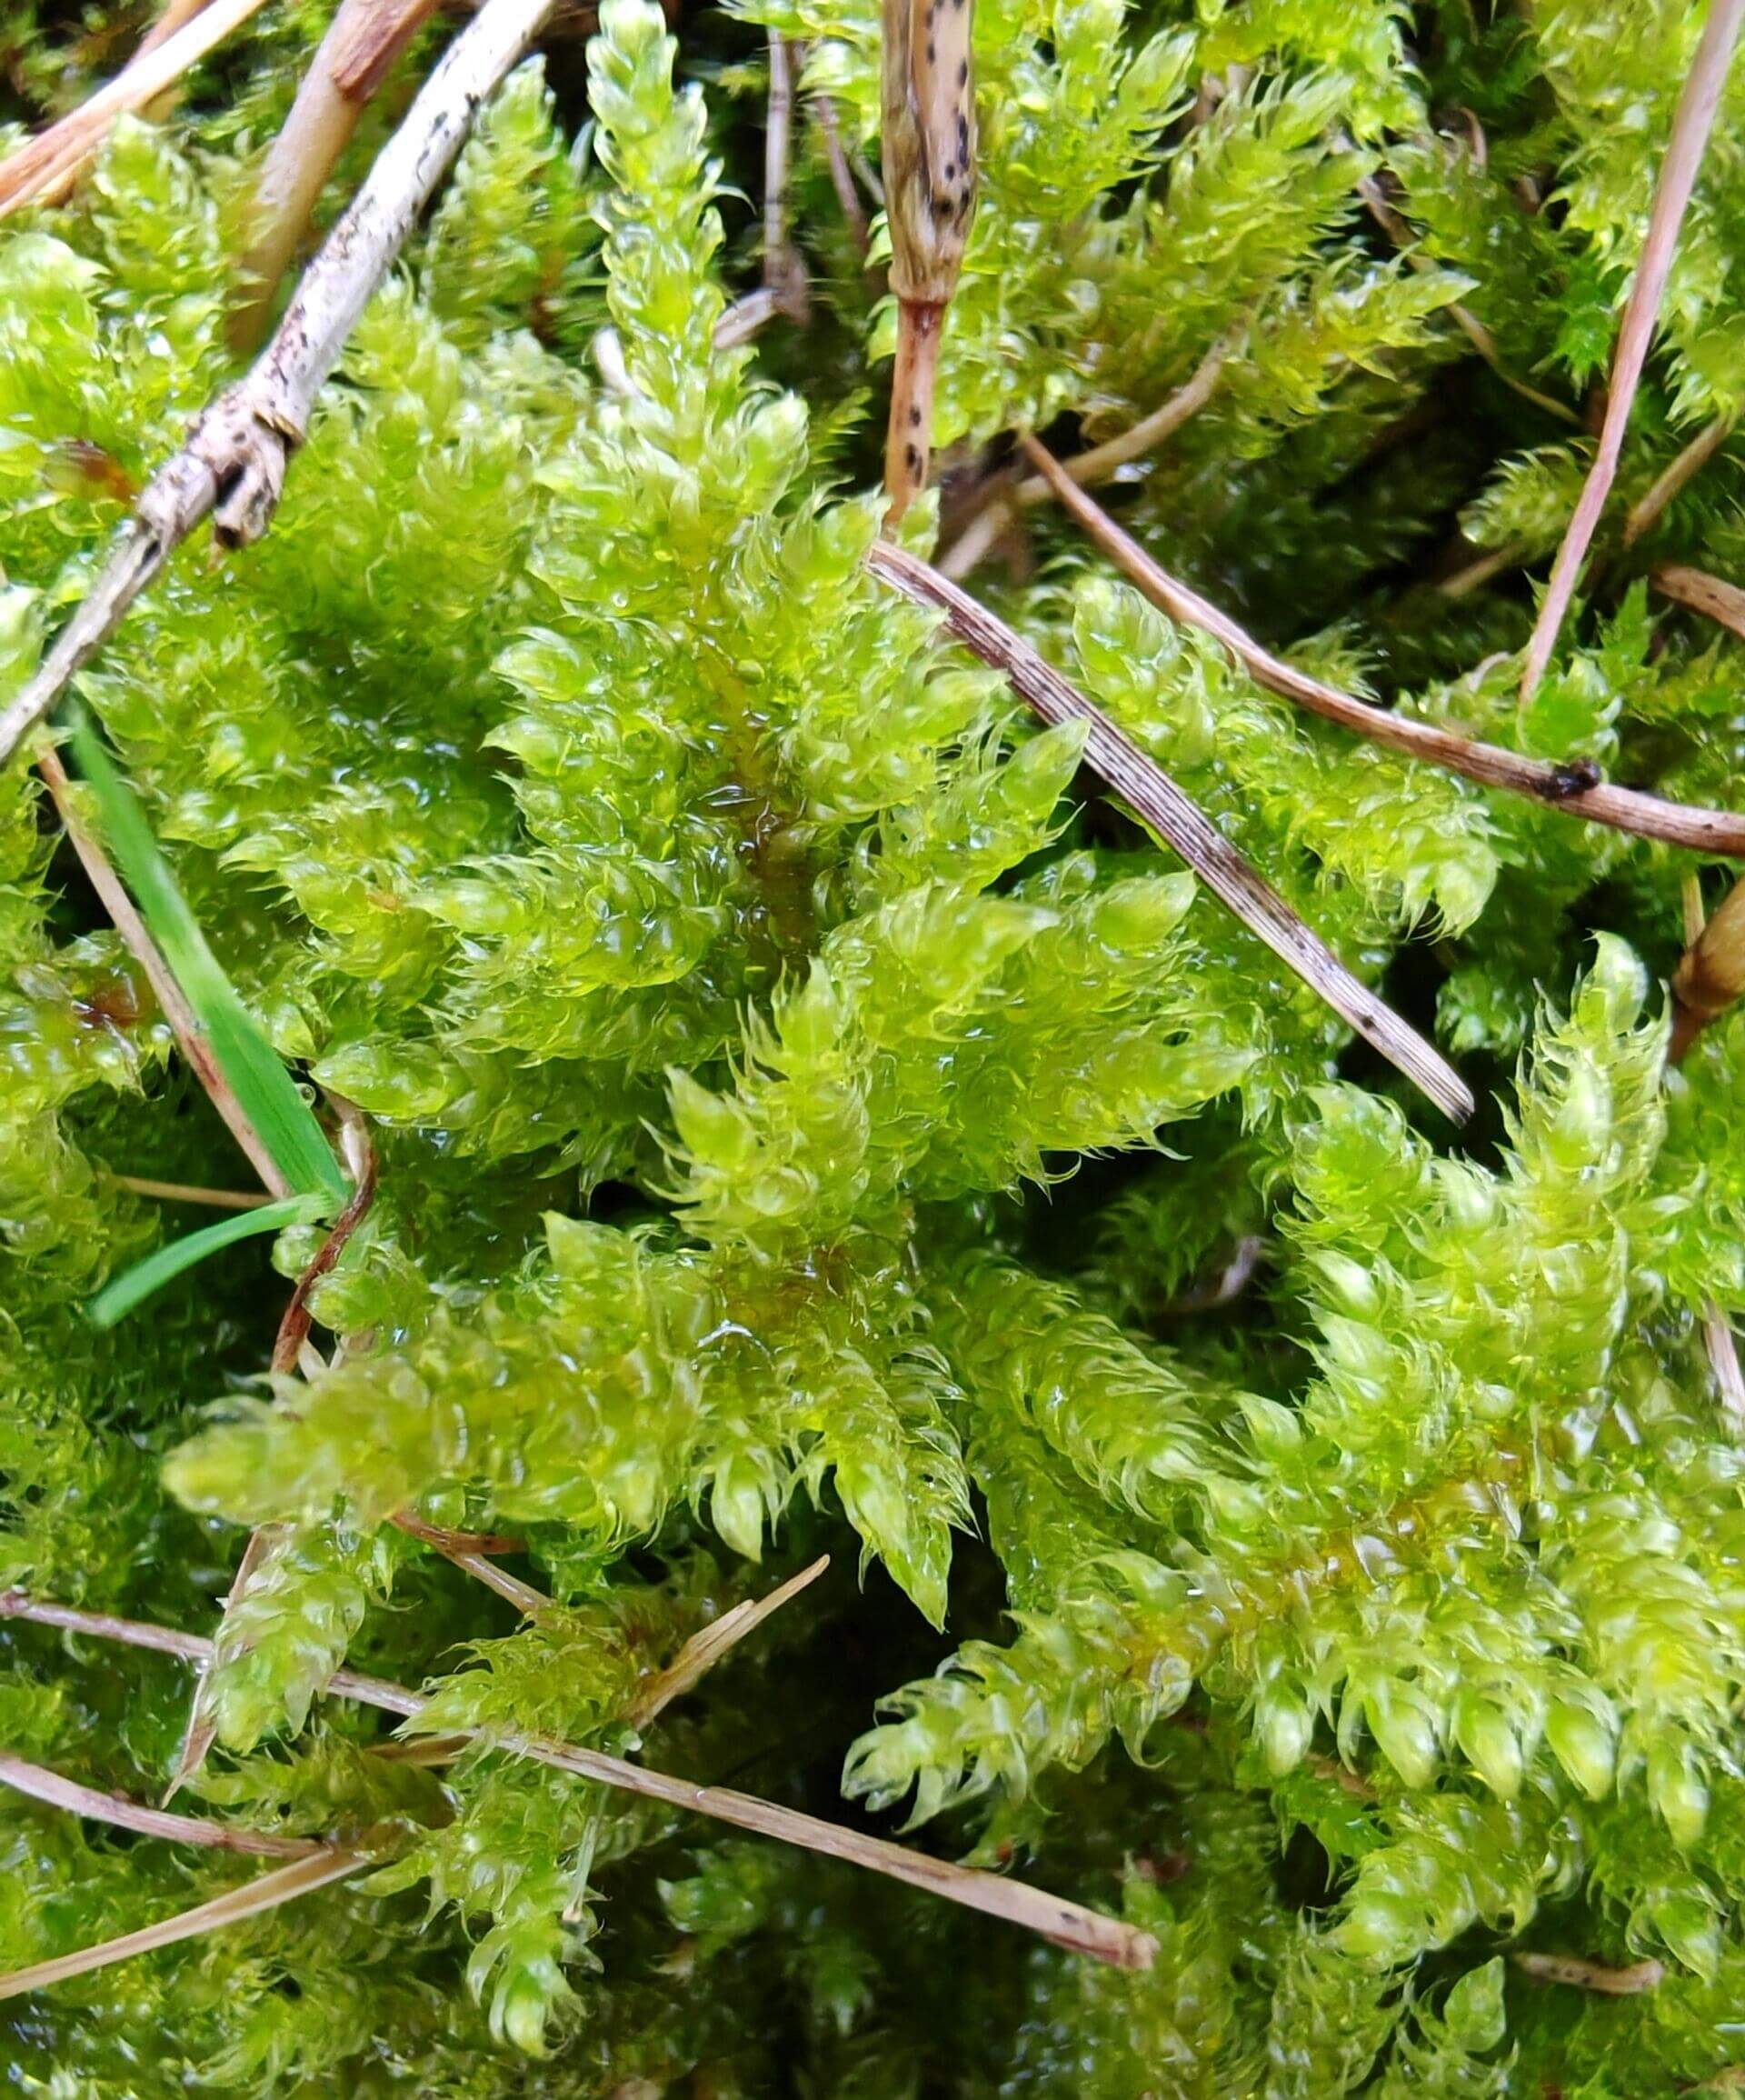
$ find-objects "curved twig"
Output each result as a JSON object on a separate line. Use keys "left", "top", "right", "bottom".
{"left": 270, "top": 1099, "right": 378, "bottom": 1375}
{"left": 1021, "top": 434, "right": 1745, "bottom": 858}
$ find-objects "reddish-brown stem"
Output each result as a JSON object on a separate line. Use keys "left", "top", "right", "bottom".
{"left": 390, "top": 1515, "right": 526, "bottom": 1556}
{"left": 884, "top": 299, "right": 943, "bottom": 526}
{"left": 0, "top": 1591, "right": 1155, "bottom": 1972}
{"left": 270, "top": 1100, "right": 378, "bottom": 1375}
{"left": 866, "top": 538, "right": 1474, "bottom": 1122}
{"left": 1520, "top": 0, "right": 1745, "bottom": 704}
{"left": 1020, "top": 434, "right": 1745, "bottom": 857}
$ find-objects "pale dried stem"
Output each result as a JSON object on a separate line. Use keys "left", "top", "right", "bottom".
{"left": 0, "top": 0, "right": 274, "bottom": 218}
{"left": 423, "top": 1543, "right": 552, "bottom": 1614}
{"left": 0, "top": 0, "right": 557, "bottom": 775}
{"left": 762, "top": 35, "right": 808, "bottom": 322}
{"left": 1512, "top": 1951, "right": 1665, "bottom": 1996}
{"left": 1680, "top": 878, "right": 1745, "bottom": 1425}
{"left": 0, "top": 1750, "right": 316, "bottom": 1857}
{"left": 812, "top": 90, "right": 870, "bottom": 255}
{"left": 936, "top": 339, "right": 1228, "bottom": 579}
{"left": 713, "top": 285, "right": 781, "bottom": 351}
{"left": 1624, "top": 415, "right": 1734, "bottom": 545}
{"left": 0, "top": 1845, "right": 367, "bottom": 2002}
{"left": 135, "top": 0, "right": 217, "bottom": 65}
{"left": 937, "top": 485, "right": 1015, "bottom": 580}
{"left": 1356, "top": 172, "right": 1580, "bottom": 427}
{"left": 1437, "top": 540, "right": 1529, "bottom": 600}
{"left": 108, "top": 1175, "right": 271, "bottom": 1210}
{"left": 1020, "top": 435, "right": 1745, "bottom": 857}
{"left": 884, "top": 298, "right": 943, "bottom": 525}
{"left": 1672, "top": 869, "right": 1745, "bottom": 1063}
{"left": 866, "top": 537, "right": 1474, "bottom": 1122}
{"left": 230, "top": 0, "right": 443, "bottom": 353}
{"left": 1520, "top": 0, "right": 1745, "bottom": 705}
{"left": 35, "top": 745, "right": 296, "bottom": 1197}
{"left": 1652, "top": 561, "right": 1745, "bottom": 642}
{"left": 0, "top": 1591, "right": 1154, "bottom": 1972}
{"left": 628, "top": 1555, "right": 831, "bottom": 1726}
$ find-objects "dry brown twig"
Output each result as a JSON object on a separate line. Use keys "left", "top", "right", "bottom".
{"left": 0, "top": 0, "right": 559, "bottom": 775}
{"left": 1520, "top": 0, "right": 1745, "bottom": 705}
{"left": 936, "top": 335, "right": 1231, "bottom": 580}
{"left": 1624, "top": 415, "right": 1735, "bottom": 545}
{"left": 1356, "top": 169, "right": 1580, "bottom": 427}
{"left": 107, "top": 1174, "right": 271, "bottom": 1210}
{"left": 0, "top": 1590, "right": 1155, "bottom": 1972}
{"left": 0, "top": 0, "right": 274, "bottom": 220}
{"left": 1018, "top": 433, "right": 1745, "bottom": 858}
{"left": 1672, "top": 865, "right": 1745, "bottom": 1062}
{"left": 1653, "top": 561, "right": 1745, "bottom": 642}
{"left": 812, "top": 86, "right": 871, "bottom": 255}
{"left": 230, "top": 0, "right": 443, "bottom": 352}
{"left": 763, "top": 35, "right": 809, "bottom": 322}
{"left": 865, "top": 538, "right": 1475, "bottom": 1122}
{"left": 881, "top": 0, "right": 978, "bottom": 523}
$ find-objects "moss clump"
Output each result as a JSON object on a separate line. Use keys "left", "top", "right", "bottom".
{"left": 6, "top": 0, "right": 1745, "bottom": 2090}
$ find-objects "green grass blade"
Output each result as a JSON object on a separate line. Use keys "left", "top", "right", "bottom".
{"left": 86, "top": 1195, "right": 329, "bottom": 1329}
{"left": 65, "top": 709, "right": 348, "bottom": 1206}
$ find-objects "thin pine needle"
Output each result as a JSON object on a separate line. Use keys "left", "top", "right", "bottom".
{"left": 0, "top": 1751, "right": 317, "bottom": 1857}
{"left": 0, "top": 1846, "right": 367, "bottom": 2002}
{"left": 0, "top": 1592, "right": 1155, "bottom": 1972}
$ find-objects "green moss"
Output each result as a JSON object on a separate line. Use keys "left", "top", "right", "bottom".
{"left": 6, "top": 0, "right": 1745, "bottom": 2087}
